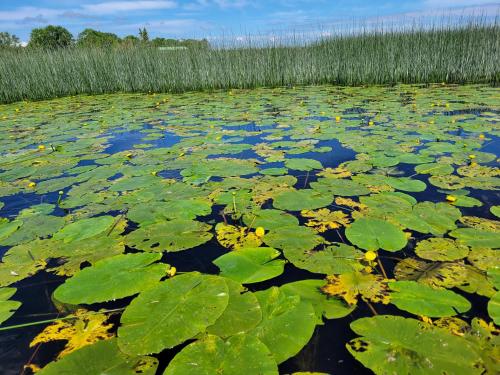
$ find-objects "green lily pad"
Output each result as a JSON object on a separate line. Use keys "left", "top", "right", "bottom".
{"left": 0, "top": 287, "right": 21, "bottom": 325}
{"left": 127, "top": 199, "right": 212, "bottom": 225}
{"left": 264, "top": 225, "right": 324, "bottom": 253}
{"left": 242, "top": 209, "right": 299, "bottom": 230}
{"left": 491, "top": 206, "right": 500, "bottom": 218}
{"left": 280, "top": 279, "right": 355, "bottom": 320}
{"left": 273, "top": 189, "right": 333, "bottom": 211}
{"left": 118, "top": 272, "right": 229, "bottom": 355}
{"left": 415, "top": 238, "right": 469, "bottom": 261}
{"left": 311, "top": 178, "right": 370, "bottom": 196}
{"left": 414, "top": 163, "right": 454, "bottom": 176}
{"left": 164, "top": 334, "right": 278, "bottom": 375}
{"left": 213, "top": 247, "right": 285, "bottom": 284}
{"left": 345, "top": 218, "right": 407, "bottom": 251}
{"left": 52, "top": 216, "right": 115, "bottom": 243}
{"left": 347, "top": 315, "right": 482, "bottom": 375}
{"left": 285, "top": 158, "right": 323, "bottom": 171}
{"left": 449, "top": 228, "right": 500, "bottom": 248}
{"left": 284, "top": 243, "right": 364, "bottom": 275}
{"left": 389, "top": 281, "right": 471, "bottom": 317}
{"left": 125, "top": 219, "right": 213, "bottom": 252}
{"left": 53, "top": 253, "right": 168, "bottom": 305}
{"left": 249, "top": 287, "right": 316, "bottom": 364}
{"left": 206, "top": 279, "right": 262, "bottom": 338}
{"left": 38, "top": 338, "right": 158, "bottom": 375}
{"left": 0, "top": 219, "right": 23, "bottom": 242}
{"left": 488, "top": 292, "right": 500, "bottom": 325}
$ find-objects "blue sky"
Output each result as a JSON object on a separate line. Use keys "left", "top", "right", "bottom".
{"left": 0, "top": 1, "right": 499, "bottom": 42}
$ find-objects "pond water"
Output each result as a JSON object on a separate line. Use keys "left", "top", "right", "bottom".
{"left": 0, "top": 84, "right": 499, "bottom": 375}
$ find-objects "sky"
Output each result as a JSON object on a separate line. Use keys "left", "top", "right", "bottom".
{"left": 0, "top": 0, "right": 499, "bottom": 42}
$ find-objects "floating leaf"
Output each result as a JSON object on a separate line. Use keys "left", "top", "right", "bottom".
{"left": 206, "top": 279, "right": 262, "bottom": 338}
{"left": 249, "top": 287, "right": 316, "bottom": 364}
{"left": 414, "top": 162, "right": 454, "bottom": 176}
{"left": 345, "top": 218, "right": 407, "bottom": 251}
{"left": 347, "top": 316, "right": 483, "bottom": 375}
{"left": 164, "top": 334, "right": 278, "bottom": 375}
{"left": 264, "top": 225, "right": 325, "bottom": 253}
{"left": 213, "top": 247, "right": 285, "bottom": 284}
{"left": 31, "top": 310, "right": 113, "bottom": 358}
{"left": 301, "top": 208, "right": 351, "bottom": 233}
{"left": 242, "top": 209, "right": 299, "bottom": 230}
{"left": 273, "top": 189, "right": 333, "bottom": 211}
{"left": 321, "top": 272, "right": 390, "bottom": 305}
{"left": 394, "top": 258, "right": 467, "bottom": 288}
{"left": 488, "top": 292, "right": 500, "bottom": 325}
{"left": 280, "top": 279, "right": 355, "bottom": 320}
{"left": 118, "top": 273, "right": 229, "bottom": 355}
{"left": 37, "top": 338, "right": 158, "bottom": 375}
{"left": 389, "top": 281, "right": 471, "bottom": 317}
{"left": 53, "top": 253, "right": 168, "bottom": 305}
{"left": 449, "top": 228, "right": 500, "bottom": 248}
{"left": 284, "top": 243, "right": 363, "bottom": 275}
{"left": 415, "top": 238, "right": 469, "bottom": 261}
{"left": 52, "top": 216, "right": 115, "bottom": 243}
{"left": 215, "top": 223, "right": 262, "bottom": 250}
{"left": 125, "top": 219, "right": 213, "bottom": 252}
{"left": 0, "top": 287, "right": 21, "bottom": 325}
{"left": 311, "top": 178, "right": 370, "bottom": 196}
{"left": 285, "top": 158, "right": 323, "bottom": 171}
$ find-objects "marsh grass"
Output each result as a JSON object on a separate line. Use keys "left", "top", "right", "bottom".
{"left": 0, "top": 20, "right": 498, "bottom": 103}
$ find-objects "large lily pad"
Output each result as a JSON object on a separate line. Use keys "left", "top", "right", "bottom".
{"left": 164, "top": 334, "right": 278, "bottom": 375}
{"left": 38, "top": 338, "right": 158, "bottom": 375}
{"left": 345, "top": 218, "right": 407, "bottom": 251}
{"left": 118, "top": 273, "right": 229, "bottom": 355}
{"left": 52, "top": 216, "right": 115, "bottom": 243}
{"left": 389, "top": 281, "right": 471, "bottom": 317}
{"left": 213, "top": 247, "right": 285, "bottom": 284}
{"left": 53, "top": 253, "right": 168, "bottom": 305}
{"left": 0, "top": 287, "right": 21, "bottom": 325}
{"left": 273, "top": 189, "right": 333, "bottom": 211}
{"left": 347, "top": 315, "right": 483, "bottom": 375}
{"left": 125, "top": 219, "right": 213, "bottom": 252}
{"left": 249, "top": 287, "right": 316, "bottom": 364}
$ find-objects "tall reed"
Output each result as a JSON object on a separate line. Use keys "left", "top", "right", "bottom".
{"left": 0, "top": 20, "right": 498, "bottom": 103}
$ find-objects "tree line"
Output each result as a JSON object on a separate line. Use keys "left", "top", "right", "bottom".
{"left": 0, "top": 26, "right": 209, "bottom": 49}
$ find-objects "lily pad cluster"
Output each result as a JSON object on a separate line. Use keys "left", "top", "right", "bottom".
{"left": 0, "top": 84, "right": 498, "bottom": 374}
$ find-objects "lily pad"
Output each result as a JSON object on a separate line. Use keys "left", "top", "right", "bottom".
{"left": 273, "top": 189, "right": 333, "bottom": 211}
{"left": 389, "top": 281, "right": 471, "bottom": 317}
{"left": 0, "top": 287, "right": 21, "bottom": 325}
{"left": 164, "top": 334, "right": 278, "bottom": 375}
{"left": 38, "top": 338, "right": 158, "bottom": 375}
{"left": 118, "top": 272, "right": 229, "bottom": 355}
{"left": 53, "top": 253, "right": 168, "bottom": 305}
{"left": 347, "top": 315, "right": 483, "bottom": 375}
{"left": 53, "top": 216, "right": 115, "bottom": 243}
{"left": 249, "top": 287, "right": 316, "bottom": 364}
{"left": 414, "top": 238, "right": 469, "bottom": 261}
{"left": 213, "top": 247, "right": 285, "bottom": 284}
{"left": 125, "top": 219, "right": 213, "bottom": 252}
{"left": 345, "top": 218, "right": 407, "bottom": 251}
{"left": 285, "top": 158, "right": 323, "bottom": 171}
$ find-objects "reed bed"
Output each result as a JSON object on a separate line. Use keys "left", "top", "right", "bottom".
{"left": 0, "top": 20, "right": 498, "bottom": 103}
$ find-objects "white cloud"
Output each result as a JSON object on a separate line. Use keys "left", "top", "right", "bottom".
{"left": 82, "top": 1, "right": 177, "bottom": 15}
{"left": 423, "top": 0, "right": 499, "bottom": 8}
{"left": 0, "top": 7, "right": 60, "bottom": 21}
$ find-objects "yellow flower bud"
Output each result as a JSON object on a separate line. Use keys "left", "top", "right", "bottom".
{"left": 368, "top": 121, "right": 374, "bottom": 126}
{"left": 255, "top": 227, "right": 265, "bottom": 237}
{"left": 446, "top": 195, "right": 457, "bottom": 202}
{"left": 364, "top": 251, "right": 377, "bottom": 261}
{"left": 335, "top": 116, "right": 341, "bottom": 122}
{"left": 38, "top": 145, "right": 45, "bottom": 150}
{"left": 167, "top": 266, "right": 177, "bottom": 277}
{"left": 468, "top": 154, "right": 476, "bottom": 159}
{"left": 479, "top": 134, "right": 485, "bottom": 139}
{"left": 28, "top": 182, "right": 36, "bottom": 188}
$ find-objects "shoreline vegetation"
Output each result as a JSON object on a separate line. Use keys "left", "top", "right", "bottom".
{"left": 0, "top": 19, "right": 498, "bottom": 104}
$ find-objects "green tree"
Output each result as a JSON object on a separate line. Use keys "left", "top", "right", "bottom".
{"left": 139, "top": 28, "right": 149, "bottom": 42}
{"left": 28, "top": 25, "right": 73, "bottom": 49}
{"left": 122, "top": 35, "right": 140, "bottom": 47}
{"left": 0, "top": 32, "right": 20, "bottom": 48}
{"left": 77, "top": 29, "right": 120, "bottom": 48}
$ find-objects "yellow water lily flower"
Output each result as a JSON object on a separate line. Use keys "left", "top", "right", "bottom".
{"left": 151, "top": 171, "right": 158, "bottom": 176}
{"left": 255, "top": 227, "right": 265, "bottom": 237}
{"left": 468, "top": 154, "right": 476, "bottom": 159}
{"left": 335, "top": 116, "right": 341, "bottom": 122}
{"left": 125, "top": 152, "right": 133, "bottom": 158}
{"left": 446, "top": 195, "right": 457, "bottom": 202}
{"left": 38, "top": 145, "right": 46, "bottom": 150}
{"left": 167, "top": 267, "right": 177, "bottom": 277}
{"left": 28, "top": 182, "right": 36, "bottom": 188}
{"left": 479, "top": 134, "right": 485, "bottom": 139}
{"left": 368, "top": 121, "right": 374, "bottom": 126}
{"left": 364, "top": 251, "right": 377, "bottom": 261}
